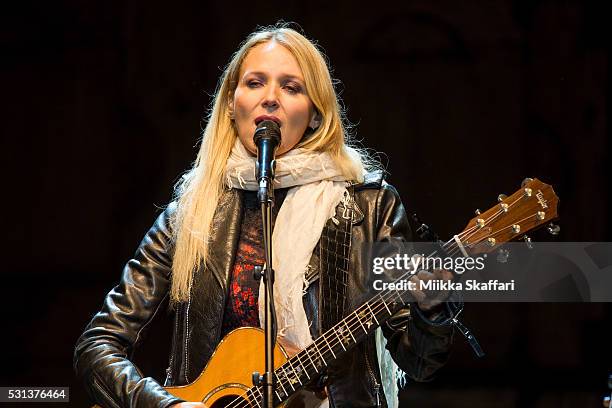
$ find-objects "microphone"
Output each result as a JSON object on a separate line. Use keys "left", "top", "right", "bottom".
{"left": 253, "top": 120, "right": 281, "bottom": 203}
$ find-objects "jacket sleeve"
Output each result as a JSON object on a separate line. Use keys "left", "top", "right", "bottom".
{"left": 374, "top": 183, "right": 461, "bottom": 382}
{"left": 73, "top": 203, "right": 185, "bottom": 408}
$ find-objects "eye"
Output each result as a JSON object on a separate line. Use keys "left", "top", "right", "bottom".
{"left": 283, "top": 82, "right": 302, "bottom": 94}
{"left": 246, "top": 79, "right": 262, "bottom": 88}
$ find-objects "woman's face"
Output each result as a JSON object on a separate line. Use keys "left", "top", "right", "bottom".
{"left": 231, "top": 41, "right": 320, "bottom": 156}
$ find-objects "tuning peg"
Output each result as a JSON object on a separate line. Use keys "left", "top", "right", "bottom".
{"left": 521, "top": 177, "right": 533, "bottom": 187}
{"left": 474, "top": 209, "right": 481, "bottom": 215}
{"left": 496, "top": 248, "right": 510, "bottom": 263}
{"left": 547, "top": 223, "right": 560, "bottom": 236}
{"left": 522, "top": 235, "right": 533, "bottom": 249}
{"left": 497, "top": 194, "right": 507, "bottom": 202}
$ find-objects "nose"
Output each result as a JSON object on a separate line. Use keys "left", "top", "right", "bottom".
{"left": 261, "top": 85, "right": 279, "bottom": 110}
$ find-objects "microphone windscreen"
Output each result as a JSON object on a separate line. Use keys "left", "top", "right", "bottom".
{"left": 254, "top": 120, "right": 281, "bottom": 144}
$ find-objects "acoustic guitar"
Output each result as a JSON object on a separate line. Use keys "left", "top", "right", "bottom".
{"left": 94, "top": 178, "right": 559, "bottom": 408}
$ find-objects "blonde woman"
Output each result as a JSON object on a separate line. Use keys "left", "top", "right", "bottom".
{"left": 74, "top": 24, "right": 458, "bottom": 408}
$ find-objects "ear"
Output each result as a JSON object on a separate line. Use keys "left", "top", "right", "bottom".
{"left": 309, "top": 110, "right": 322, "bottom": 129}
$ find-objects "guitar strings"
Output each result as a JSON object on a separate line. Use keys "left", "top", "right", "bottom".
{"left": 475, "top": 212, "right": 541, "bottom": 241}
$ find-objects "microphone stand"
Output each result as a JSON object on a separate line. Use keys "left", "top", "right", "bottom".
{"left": 253, "top": 174, "right": 277, "bottom": 408}
{"left": 251, "top": 120, "right": 280, "bottom": 408}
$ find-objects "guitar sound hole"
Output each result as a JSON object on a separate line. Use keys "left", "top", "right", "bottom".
{"left": 208, "top": 395, "right": 254, "bottom": 408}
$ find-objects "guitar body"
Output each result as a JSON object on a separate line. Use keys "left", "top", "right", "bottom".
{"left": 169, "top": 327, "right": 327, "bottom": 407}
{"left": 94, "top": 327, "right": 326, "bottom": 407}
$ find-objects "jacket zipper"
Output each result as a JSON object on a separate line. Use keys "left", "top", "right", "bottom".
{"left": 165, "top": 304, "right": 181, "bottom": 385}
{"left": 364, "top": 346, "right": 382, "bottom": 408}
{"left": 184, "top": 284, "right": 193, "bottom": 383}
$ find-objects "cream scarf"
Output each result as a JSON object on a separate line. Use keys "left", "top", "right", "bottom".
{"left": 225, "top": 139, "right": 349, "bottom": 350}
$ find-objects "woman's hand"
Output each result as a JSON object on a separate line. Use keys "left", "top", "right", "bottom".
{"left": 408, "top": 268, "right": 454, "bottom": 311}
{"left": 170, "top": 402, "right": 208, "bottom": 408}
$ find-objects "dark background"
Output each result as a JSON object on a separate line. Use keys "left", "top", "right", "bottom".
{"left": 1, "top": 1, "right": 610, "bottom": 407}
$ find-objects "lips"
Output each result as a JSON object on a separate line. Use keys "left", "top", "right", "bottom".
{"left": 254, "top": 115, "right": 282, "bottom": 127}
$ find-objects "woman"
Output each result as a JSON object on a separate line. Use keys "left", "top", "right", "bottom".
{"left": 74, "top": 24, "right": 458, "bottom": 408}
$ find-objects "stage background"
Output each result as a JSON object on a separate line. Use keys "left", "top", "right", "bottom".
{"left": 1, "top": 1, "right": 610, "bottom": 407}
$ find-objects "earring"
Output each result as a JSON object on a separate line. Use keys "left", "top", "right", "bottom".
{"left": 309, "top": 112, "right": 321, "bottom": 130}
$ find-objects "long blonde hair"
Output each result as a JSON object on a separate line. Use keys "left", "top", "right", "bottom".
{"left": 170, "top": 24, "right": 375, "bottom": 303}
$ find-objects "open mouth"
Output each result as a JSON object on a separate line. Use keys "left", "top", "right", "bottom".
{"left": 254, "top": 115, "right": 282, "bottom": 127}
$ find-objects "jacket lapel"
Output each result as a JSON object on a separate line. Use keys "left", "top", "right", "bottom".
{"left": 186, "top": 188, "right": 243, "bottom": 381}
{"left": 206, "top": 188, "right": 244, "bottom": 291}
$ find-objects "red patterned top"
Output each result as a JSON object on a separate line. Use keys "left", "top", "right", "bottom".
{"left": 220, "top": 189, "right": 287, "bottom": 337}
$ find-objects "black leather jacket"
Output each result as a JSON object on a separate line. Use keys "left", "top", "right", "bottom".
{"left": 74, "top": 172, "right": 460, "bottom": 408}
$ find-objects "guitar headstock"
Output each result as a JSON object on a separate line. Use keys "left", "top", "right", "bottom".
{"left": 459, "top": 178, "right": 559, "bottom": 255}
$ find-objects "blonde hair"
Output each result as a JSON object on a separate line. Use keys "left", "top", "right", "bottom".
{"left": 170, "top": 23, "right": 375, "bottom": 303}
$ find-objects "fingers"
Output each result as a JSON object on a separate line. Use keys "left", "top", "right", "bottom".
{"left": 433, "top": 268, "right": 454, "bottom": 281}
{"left": 409, "top": 269, "right": 453, "bottom": 308}
{"left": 408, "top": 274, "right": 426, "bottom": 303}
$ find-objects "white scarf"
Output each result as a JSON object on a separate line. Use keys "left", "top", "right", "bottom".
{"left": 225, "top": 139, "right": 349, "bottom": 350}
